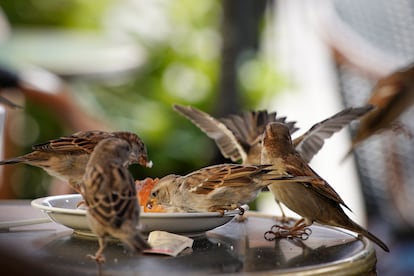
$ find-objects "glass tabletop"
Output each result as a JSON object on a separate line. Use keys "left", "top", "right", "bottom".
{"left": 0, "top": 200, "right": 377, "bottom": 275}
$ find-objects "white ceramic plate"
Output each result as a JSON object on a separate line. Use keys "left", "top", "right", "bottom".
{"left": 31, "top": 194, "right": 244, "bottom": 236}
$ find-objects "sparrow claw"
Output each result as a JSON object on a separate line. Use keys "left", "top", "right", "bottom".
{"left": 237, "top": 206, "right": 245, "bottom": 216}
{"left": 270, "top": 224, "right": 283, "bottom": 232}
{"left": 264, "top": 223, "right": 312, "bottom": 241}
{"left": 304, "top": 227, "right": 312, "bottom": 235}
{"left": 264, "top": 230, "right": 279, "bottom": 241}
{"left": 87, "top": 253, "right": 106, "bottom": 264}
{"left": 298, "top": 228, "right": 312, "bottom": 240}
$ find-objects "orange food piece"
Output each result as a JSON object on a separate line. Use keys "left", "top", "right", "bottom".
{"left": 136, "top": 177, "right": 155, "bottom": 206}
{"left": 136, "top": 177, "right": 166, "bottom": 212}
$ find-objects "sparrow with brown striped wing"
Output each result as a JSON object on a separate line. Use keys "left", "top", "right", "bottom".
{"left": 0, "top": 130, "right": 152, "bottom": 192}
{"left": 146, "top": 163, "right": 311, "bottom": 215}
{"left": 81, "top": 137, "right": 150, "bottom": 264}
{"left": 261, "top": 122, "right": 389, "bottom": 252}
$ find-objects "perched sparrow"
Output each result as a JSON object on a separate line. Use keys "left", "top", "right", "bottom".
{"left": 261, "top": 122, "right": 389, "bottom": 252}
{"left": 0, "top": 130, "right": 152, "bottom": 192}
{"left": 349, "top": 64, "right": 414, "bottom": 151}
{"left": 81, "top": 137, "right": 150, "bottom": 264}
{"left": 146, "top": 163, "right": 311, "bottom": 214}
{"left": 173, "top": 104, "right": 372, "bottom": 164}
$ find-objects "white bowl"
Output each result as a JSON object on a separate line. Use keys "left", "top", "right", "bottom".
{"left": 31, "top": 194, "right": 244, "bottom": 236}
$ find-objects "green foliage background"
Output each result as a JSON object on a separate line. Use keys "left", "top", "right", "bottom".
{"left": 1, "top": 0, "right": 286, "bottom": 198}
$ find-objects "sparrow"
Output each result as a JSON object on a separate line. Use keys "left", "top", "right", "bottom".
{"left": 173, "top": 104, "right": 372, "bottom": 217}
{"left": 261, "top": 122, "right": 389, "bottom": 252}
{"left": 348, "top": 63, "right": 414, "bottom": 153}
{"left": 81, "top": 137, "right": 150, "bottom": 263}
{"left": 146, "top": 163, "right": 312, "bottom": 214}
{"left": 0, "top": 130, "right": 152, "bottom": 192}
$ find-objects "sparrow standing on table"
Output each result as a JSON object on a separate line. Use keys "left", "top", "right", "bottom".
{"left": 0, "top": 130, "right": 152, "bottom": 192}
{"left": 146, "top": 163, "right": 311, "bottom": 214}
{"left": 348, "top": 64, "right": 414, "bottom": 153}
{"left": 81, "top": 137, "right": 150, "bottom": 264}
{"left": 261, "top": 122, "right": 389, "bottom": 252}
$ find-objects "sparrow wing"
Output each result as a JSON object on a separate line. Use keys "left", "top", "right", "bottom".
{"left": 173, "top": 104, "right": 246, "bottom": 162}
{"left": 182, "top": 164, "right": 266, "bottom": 195}
{"left": 285, "top": 155, "right": 351, "bottom": 211}
{"left": 294, "top": 105, "right": 373, "bottom": 163}
{"left": 221, "top": 110, "right": 298, "bottom": 149}
{"left": 32, "top": 131, "right": 112, "bottom": 154}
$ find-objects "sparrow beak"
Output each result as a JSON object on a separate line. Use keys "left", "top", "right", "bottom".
{"left": 145, "top": 160, "right": 153, "bottom": 168}
{"left": 135, "top": 155, "right": 153, "bottom": 168}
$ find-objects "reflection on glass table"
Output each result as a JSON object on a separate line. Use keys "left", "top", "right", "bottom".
{"left": 0, "top": 200, "right": 377, "bottom": 275}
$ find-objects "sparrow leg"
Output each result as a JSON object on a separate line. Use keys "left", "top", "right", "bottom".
{"left": 68, "top": 180, "right": 82, "bottom": 194}
{"left": 276, "top": 200, "right": 287, "bottom": 221}
{"left": 76, "top": 200, "right": 86, "bottom": 209}
{"left": 235, "top": 214, "right": 247, "bottom": 222}
{"left": 208, "top": 204, "right": 239, "bottom": 216}
{"left": 71, "top": 181, "right": 85, "bottom": 208}
{"left": 234, "top": 206, "right": 248, "bottom": 222}
{"left": 87, "top": 237, "right": 106, "bottom": 264}
{"left": 275, "top": 200, "right": 296, "bottom": 224}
